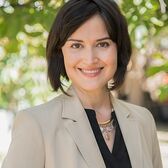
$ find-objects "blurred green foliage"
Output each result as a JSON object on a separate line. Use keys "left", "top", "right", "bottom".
{"left": 121, "top": 0, "right": 168, "bottom": 48}
{"left": 146, "top": 62, "right": 168, "bottom": 77}
{"left": 159, "top": 85, "right": 168, "bottom": 102}
{"left": 0, "top": 0, "right": 168, "bottom": 111}
{"left": 0, "top": 0, "right": 65, "bottom": 111}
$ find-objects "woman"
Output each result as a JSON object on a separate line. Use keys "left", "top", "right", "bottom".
{"left": 2, "top": 0, "right": 162, "bottom": 168}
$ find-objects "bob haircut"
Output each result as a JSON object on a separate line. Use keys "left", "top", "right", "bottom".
{"left": 46, "top": 0, "right": 132, "bottom": 94}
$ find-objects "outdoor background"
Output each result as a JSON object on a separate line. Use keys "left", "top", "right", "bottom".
{"left": 0, "top": 0, "right": 168, "bottom": 167}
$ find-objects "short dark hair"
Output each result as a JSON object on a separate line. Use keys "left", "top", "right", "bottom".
{"left": 46, "top": 0, "right": 132, "bottom": 94}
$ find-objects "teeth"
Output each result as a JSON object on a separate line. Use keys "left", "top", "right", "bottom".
{"left": 81, "top": 69, "right": 100, "bottom": 73}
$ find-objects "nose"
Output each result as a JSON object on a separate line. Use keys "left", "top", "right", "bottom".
{"left": 83, "top": 48, "right": 98, "bottom": 64}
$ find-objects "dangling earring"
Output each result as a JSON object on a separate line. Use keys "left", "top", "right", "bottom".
{"left": 108, "top": 79, "right": 115, "bottom": 89}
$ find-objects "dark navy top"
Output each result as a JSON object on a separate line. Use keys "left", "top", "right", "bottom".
{"left": 85, "top": 109, "right": 132, "bottom": 168}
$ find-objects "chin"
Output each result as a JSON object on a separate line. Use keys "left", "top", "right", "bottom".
{"left": 73, "top": 83, "right": 106, "bottom": 92}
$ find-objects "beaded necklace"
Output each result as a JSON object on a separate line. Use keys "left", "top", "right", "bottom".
{"left": 98, "top": 112, "right": 115, "bottom": 141}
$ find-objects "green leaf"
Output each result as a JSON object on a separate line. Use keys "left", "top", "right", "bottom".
{"left": 146, "top": 63, "right": 168, "bottom": 77}
{"left": 158, "top": 85, "right": 168, "bottom": 102}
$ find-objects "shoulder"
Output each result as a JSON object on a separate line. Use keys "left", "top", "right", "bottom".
{"left": 22, "top": 95, "right": 62, "bottom": 117}
{"left": 114, "top": 98, "right": 158, "bottom": 144}
{"left": 14, "top": 94, "right": 65, "bottom": 132}
{"left": 114, "top": 98, "right": 155, "bottom": 125}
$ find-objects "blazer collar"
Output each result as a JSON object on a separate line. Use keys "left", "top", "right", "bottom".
{"left": 61, "top": 86, "right": 143, "bottom": 168}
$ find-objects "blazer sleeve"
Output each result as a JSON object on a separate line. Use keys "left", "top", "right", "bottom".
{"left": 150, "top": 113, "right": 163, "bottom": 168}
{"left": 2, "top": 111, "right": 45, "bottom": 168}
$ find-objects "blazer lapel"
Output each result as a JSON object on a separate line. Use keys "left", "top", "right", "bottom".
{"left": 61, "top": 86, "right": 106, "bottom": 168}
{"left": 112, "top": 96, "right": 143, "bottom": 168}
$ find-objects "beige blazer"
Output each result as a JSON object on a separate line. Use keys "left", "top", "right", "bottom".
{"left": 2, "top": 86, "right": 163, "bottom": 168}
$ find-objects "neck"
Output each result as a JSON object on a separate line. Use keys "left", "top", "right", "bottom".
{"left": 72, "top": 85, "right": 113, "bottom": 118}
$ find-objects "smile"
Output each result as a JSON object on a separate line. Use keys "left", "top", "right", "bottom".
{"left": 78, "top": 67, "right": 104, "bottom": 77}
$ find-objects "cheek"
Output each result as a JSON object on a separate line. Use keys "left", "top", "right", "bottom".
{"left": 62, "top": 51, "right": 81, "bottom": 72}
{"left": 103, "top": 50, "right": 117, "bottom": 67}
{"left": 110, "top": 48, "right": 117, "bottom": 65}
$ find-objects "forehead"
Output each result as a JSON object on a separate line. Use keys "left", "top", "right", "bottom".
{"left": 68, "top": 14, "right": 109, "bottom": 40}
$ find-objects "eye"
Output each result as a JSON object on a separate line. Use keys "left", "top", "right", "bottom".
{"left": 97, "top": 42, "right": 110, "bottom": 48}
{"left": 70, "top": 43, "right": 83, "bottom": 49}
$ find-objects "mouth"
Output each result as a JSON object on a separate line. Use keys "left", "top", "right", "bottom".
{"left": 77, "top": 67, "right": 104, "bottom": 77}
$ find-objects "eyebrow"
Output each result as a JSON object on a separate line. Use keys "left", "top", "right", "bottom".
{"left": 67, "top": 37, "right": 111, "bottom": 42}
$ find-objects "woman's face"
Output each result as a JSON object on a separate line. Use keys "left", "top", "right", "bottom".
{"left": 61, "top": 14, "right": 117, "bottom": 92}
